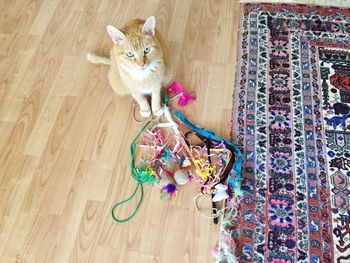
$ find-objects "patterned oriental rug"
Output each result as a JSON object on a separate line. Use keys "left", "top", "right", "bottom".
{"left": 220, "top": 3, "right": 350, "bottom": 263}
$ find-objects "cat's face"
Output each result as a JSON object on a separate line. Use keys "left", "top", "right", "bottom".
{"left": 107, "top": 17, "right": 163, "bottom": 72}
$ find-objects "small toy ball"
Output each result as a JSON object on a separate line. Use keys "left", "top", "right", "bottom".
{"left": 174, "top": 169, "right": 189, "bottom": 185}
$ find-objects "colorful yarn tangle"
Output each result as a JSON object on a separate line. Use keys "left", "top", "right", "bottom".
{"left": 173, "top": 110, "right": 243, "bottom": 196}
{"left": 139, "top": 127, "right": 181, "bottom": 201}
{"left": 191, "top": 142, "right": 228, "bottom": 194}
{"left": 135, "top": 166, "right": 158, "bottom": 184}
{"left": 192, "top": 147, "right": 217, "bottom": 181}
{"left": 111, "top": 99, "right": 243, "bottom": 225}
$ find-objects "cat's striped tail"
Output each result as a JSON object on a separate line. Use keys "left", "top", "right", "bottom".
{"left": 86, "top": 53, "right": 110, "bottom": 65}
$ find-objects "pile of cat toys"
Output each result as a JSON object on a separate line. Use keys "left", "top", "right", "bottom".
{"left": 111, "top": 82, "right": 243, "bottom": 224}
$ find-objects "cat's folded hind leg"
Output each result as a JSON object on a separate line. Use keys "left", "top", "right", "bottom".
{"left": 86, "top": 53, "right": 110, "bottom": 65}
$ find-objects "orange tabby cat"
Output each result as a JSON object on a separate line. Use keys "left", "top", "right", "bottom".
{"left": 86, "top": 16, "right": 172, "bottom": 117}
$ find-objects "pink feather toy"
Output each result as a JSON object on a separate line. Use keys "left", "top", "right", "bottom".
{"left": 167, "top": 81, "right": 196, "bottom": 107}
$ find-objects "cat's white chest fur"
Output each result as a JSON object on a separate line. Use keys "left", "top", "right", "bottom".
{"left": 129, "top": 67, "right": 152, "bottom": 80}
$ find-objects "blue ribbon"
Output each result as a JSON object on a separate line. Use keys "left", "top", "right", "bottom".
{"left": 173, "top": 110, "right": 243, "bottom": 194}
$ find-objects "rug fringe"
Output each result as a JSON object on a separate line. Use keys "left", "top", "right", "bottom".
{"left": 214, "top": 194, "right": 242, "bottom": 263}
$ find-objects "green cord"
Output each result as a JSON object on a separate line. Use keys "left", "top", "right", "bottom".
{"left": 111, "top": 182, "right": 144, "bottom": 223}
{"left": 163, "top": 93, "right": 169, "bottom": 106}
{"left": 112, "top": 92, "right": 169, "bottom": 223}
{"left": 111, "top": 116, "right": 157, "bottom": 223}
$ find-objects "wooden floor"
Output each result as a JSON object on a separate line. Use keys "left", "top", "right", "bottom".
{"left": 0, "top": 0, "right": 240, "bottom": 262}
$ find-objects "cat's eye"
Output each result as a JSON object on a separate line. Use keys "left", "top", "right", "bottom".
{"left": 144, "top": 47, "right": 151, "bottom": 54}
{"left": 126, "top": 51, "right": 134, "bottom": 58}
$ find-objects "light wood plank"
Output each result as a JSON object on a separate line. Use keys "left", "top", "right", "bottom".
{"left": 0, "top": 0, "right": 241, "bottom": 262}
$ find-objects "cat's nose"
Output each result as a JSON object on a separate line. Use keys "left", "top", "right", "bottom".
{"left": 135, "top": 58, "right": 145, "bottom": 68}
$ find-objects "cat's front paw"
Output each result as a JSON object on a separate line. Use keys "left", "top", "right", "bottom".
{"left": 153, "top": 108, "right": 164, "bottom": 117}
{"left": 140, "top": 110, "right": 151, "bottom": 118}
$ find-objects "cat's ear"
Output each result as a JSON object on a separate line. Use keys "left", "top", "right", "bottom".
{"left": 142, "top": 16, "right": 156, "bottom": 36}
{"left": 107, "top": 25, "right": 125, "bottom": 44}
